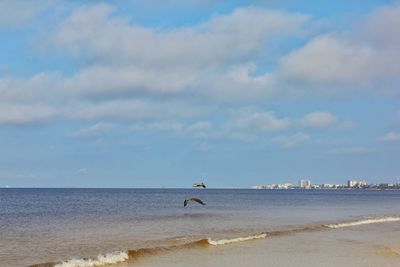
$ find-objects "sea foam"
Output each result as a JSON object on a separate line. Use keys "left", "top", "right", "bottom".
{"left": 324, "top": 216, "right": 400, "bottom": 229}
{"left": 54, "top": 251, "right": 128, "bottom": 267}
{"left": 207, "top": 233, "right": 267, "bottom": 246}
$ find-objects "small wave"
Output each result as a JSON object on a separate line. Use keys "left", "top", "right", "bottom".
{"left": 35, "top": 234, "right": 267, "bottom": 267}
{"left": 323, "top": 216, "right": 400, "bottom": 229}
{"left": 127, "top": 238, "right": 210, "bottom": 259}
{"left": 54, "top": 251, "right": 128, "bottom": 267}
{"left": 30, "top": 216, "right": 400, "bottom": 267}
{"left": 207, "top": 233, "right": 267, "bottom": 246}
{"left": 127, "top": 246, "right": 170, "bottom": 259}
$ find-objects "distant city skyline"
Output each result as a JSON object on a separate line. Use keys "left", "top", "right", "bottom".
{"left": 253, "top": 178, "right": 400, "bottom": 189}
{"left": 1, "top": 0, "right": 400, "bottom": 187}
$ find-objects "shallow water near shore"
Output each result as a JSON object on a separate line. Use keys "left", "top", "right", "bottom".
{"left": 1, "top": 188, "right": 400, "bottom": 267}
{"left": 125, "top": 223, "right": 400, "bottom": 267}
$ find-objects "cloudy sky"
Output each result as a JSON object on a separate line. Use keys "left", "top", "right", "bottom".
{"left": 1, "top": 0, "right": 400, "bottom": 187}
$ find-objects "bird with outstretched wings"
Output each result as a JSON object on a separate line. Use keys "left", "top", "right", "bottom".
{"left": 184, "top": 198, "right": 206, "bottom": 207}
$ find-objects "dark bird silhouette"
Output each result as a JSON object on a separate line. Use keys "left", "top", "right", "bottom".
{"left": 184, "top": 198, "right": 206, "bottom": 207}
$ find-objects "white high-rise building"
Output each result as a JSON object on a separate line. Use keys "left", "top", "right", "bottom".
{"left": 299, "top": 179, "right": 311, "bottom": 189}
{"left": 347, "top": 180, "right": 358, "bottom": 188}
{"left": 358, "top": 180, "right": 367, "bottom": 187}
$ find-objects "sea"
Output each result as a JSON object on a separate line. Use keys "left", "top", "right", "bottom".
{"left": 1, "top": 188, "right": 400, "bottom": 267}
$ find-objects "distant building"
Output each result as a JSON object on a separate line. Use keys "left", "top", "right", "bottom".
{"left": 347, "top": 179, "right": 367, "bottom": 188}
{"left": 347, "top": 180, "right": 358, "bottom": 188}
{"left": 358, "top": 180, "right": 367, "bottom": 187}
{"left": 278, "top": 183, "right": 294, "bottom": 189}
{"left": 311, "top": 184, "right": 320, "bottom": 189}
{"left": 252, "top": 183, "right": 294, "bottom": 189}
{"left": 252, "top": 184, "right": 275, "bottom": 189}
{"left": 299, "top": 179, "right": 311, "bottom": 189}
{"left": 262, "top": 184, "right": 276, "bottom": 189}
{"left": 321, "top": 183, "right": 334, "bottom": 189}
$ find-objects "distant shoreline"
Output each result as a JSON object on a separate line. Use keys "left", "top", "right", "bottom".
{"left": 1, "top": 187, "right": 399, "bottom": 190}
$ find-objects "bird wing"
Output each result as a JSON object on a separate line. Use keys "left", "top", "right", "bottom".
{"left": 184, "top": 198, "right": 206, "bottom": 207}
{"left": 190, "top": 198, "right": 205, "bottom": 205}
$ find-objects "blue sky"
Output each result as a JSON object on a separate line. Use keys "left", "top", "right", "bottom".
{"left": 1, "top": 0, "right": 400, "bottom": 188}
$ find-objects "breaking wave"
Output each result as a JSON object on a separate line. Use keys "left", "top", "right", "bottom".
{"left": 29, "top": 215, "right": 400, "bottom": 267}
{"left": 54, "top": 251, "right": 129, "bottom": 267}
{"left": 207, "top": 233, "right": 267, "bottom": 246}
{"left": 323, "top": 216, "right": 400, "bottom": 229}
{"left": 29, "top": 233, "right": 267, "bottom": 267}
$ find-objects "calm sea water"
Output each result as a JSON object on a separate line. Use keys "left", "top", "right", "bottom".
{"left": 1, "top": 188, "right": 400, "bottom": 267}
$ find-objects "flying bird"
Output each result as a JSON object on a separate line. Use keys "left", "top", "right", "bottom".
{"left": 184, "top": 198, "right": 206, "bottom": 207}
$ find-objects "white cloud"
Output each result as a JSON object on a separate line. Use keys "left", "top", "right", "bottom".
{"left": 0, "top": 72, "right": 62, "bottom": 103}
{"left": 44, "top": 5, "right": 309, "bottom": 99}
{"left": 71, "top": 122, "right": 115, "bottom": 138}
{"left": 301, "top": 111, "right": 337, "bottom": 128}
{"left": 359, "top": 5, "right": 400, "bottom": 48}
{"left": 0, "top": 5, "right": 312, "bottom": 127}
{"left": 280, "top": 5, "right": 400, "bottom": 88}
{"left": 125, "top": 109, "right": 346, "bottom": 143}
{"left": 0, "top": 97, "right": 215, "bottom": 126}
{"left": 229, "top": 111, "right": 290, "bottom": 132}
{"left": 380, "top": 132, "right": 400, "bottom": 142}
{"left": 131, "top": 120, "right": 213, "bottom": 139}
{"left": 63, "top": 65, "right": 198, "bottom": 96}
{"left": 131, "top": 121, "right": 190, "bottom": 134}
{"left": 63, "top": 99, "right": 214, "bottom": 122}
{"left": 272, "top": 132, "right": 309, "bottom": 148}
{"left": 52, "top": 5, "right": 308, "bottom": 67}
{"left": 0, "top": 0, "right": 52, "bottom": 28}
{"left": 23, "top": 3, "right": 390, "bottom": 104}
{"left": 0, "top": 104, "right": 56, "bottom": 125}
{"left": 205, "top": 63, "right": 278, "bottom": 101}
{"left": 281, "top": 35, "right": 379, "bottom": 85}
{"left": 2, "top": 3, "right": 398, "bottom": 129}
{"left": 131, "top": 120, "right": 257, "bottom": 145}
